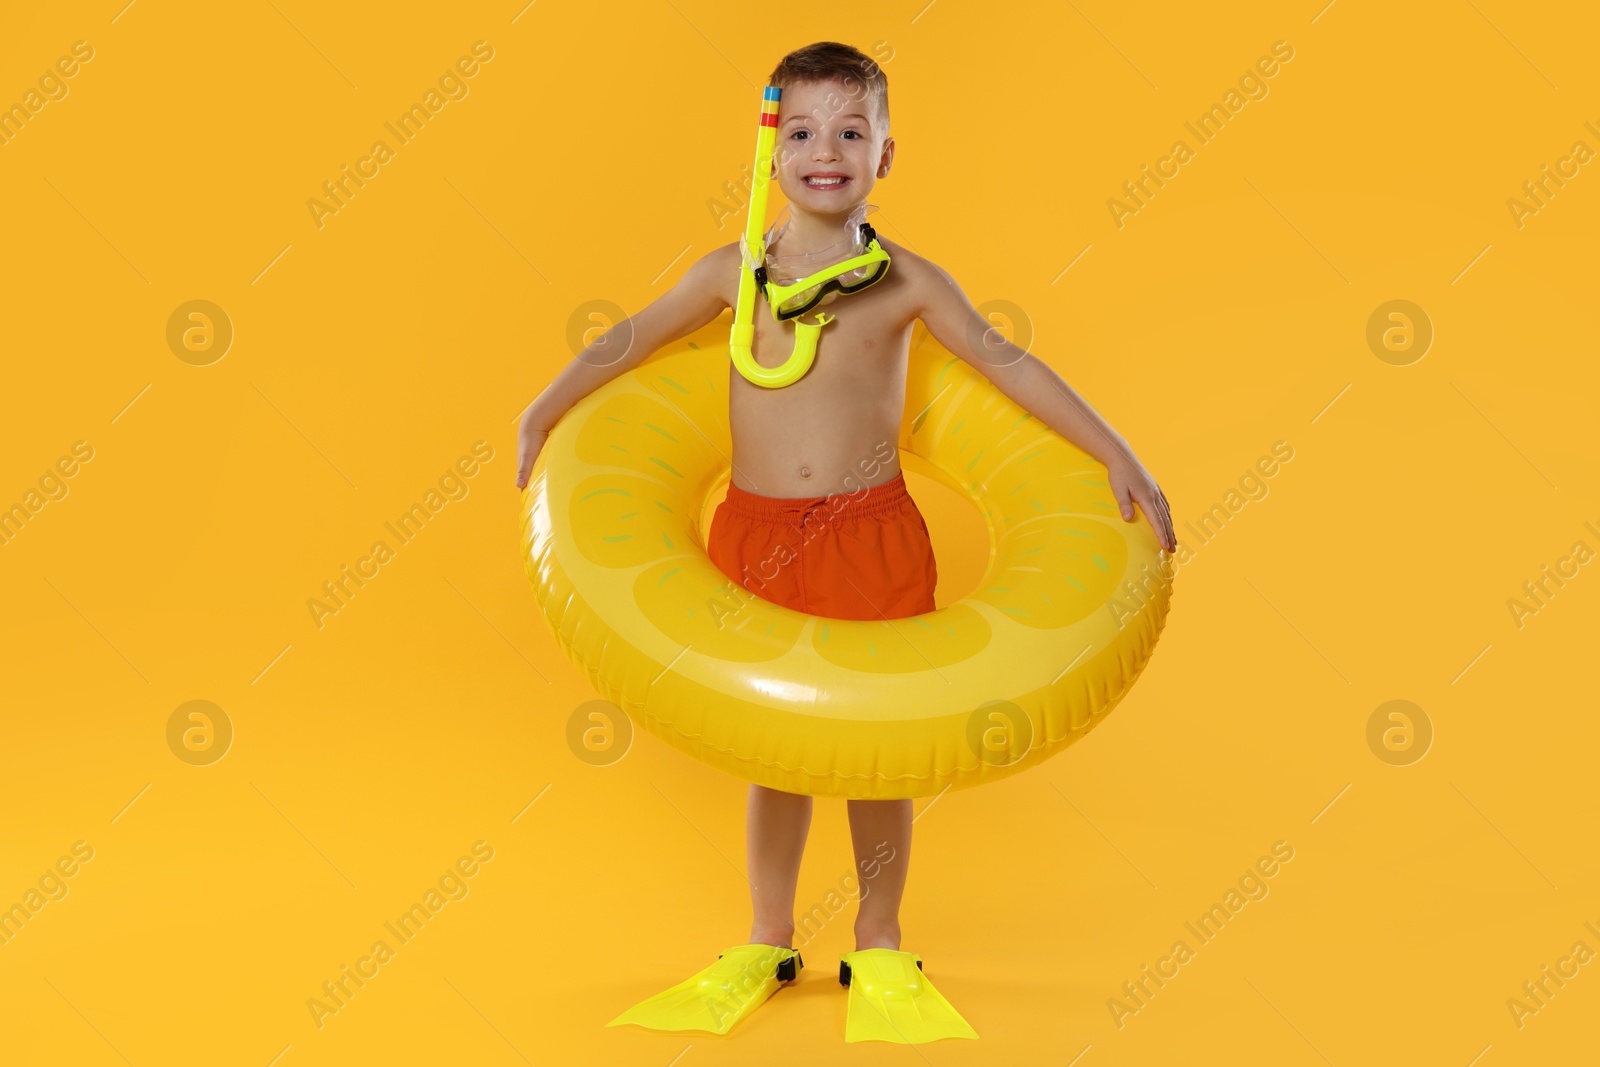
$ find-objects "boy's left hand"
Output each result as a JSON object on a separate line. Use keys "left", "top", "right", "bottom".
{"left": 1106, "top": 456, "right": 1175, "bottom": 553}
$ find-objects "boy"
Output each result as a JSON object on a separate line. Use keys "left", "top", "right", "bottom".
{"left": 515, "top": 42, "right": 1174, "bottom": 1042}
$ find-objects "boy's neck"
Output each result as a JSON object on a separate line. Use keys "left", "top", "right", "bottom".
{"left": 771, "top": 203, "right": 867, "bottom": 258}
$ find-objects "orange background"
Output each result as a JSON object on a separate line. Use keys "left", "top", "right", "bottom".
{"left": 1, "top": 1, "right": 1597, "bottom": 1064}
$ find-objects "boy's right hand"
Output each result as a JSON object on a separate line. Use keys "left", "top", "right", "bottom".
{"left": 515, "top": 405, "right": 550, "bottom": 490}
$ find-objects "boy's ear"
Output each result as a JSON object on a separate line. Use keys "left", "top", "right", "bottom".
{"left": 877, "top": 137, "right": 895, "bottom": 177}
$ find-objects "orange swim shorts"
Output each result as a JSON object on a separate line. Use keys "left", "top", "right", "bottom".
{"left": 707, "top": 470, "right": 938, "bottom": 621}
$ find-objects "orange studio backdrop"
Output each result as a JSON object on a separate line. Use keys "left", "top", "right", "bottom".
{"left": 1, "top": 2, "right": 1597, "bottom": 1065}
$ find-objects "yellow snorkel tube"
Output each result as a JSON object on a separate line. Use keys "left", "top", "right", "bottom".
{"left": 729, "top": 86, "right": 829, "bottom": 389}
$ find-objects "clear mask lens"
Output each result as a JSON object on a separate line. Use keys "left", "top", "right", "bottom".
{"left": 773, "top": 259, "right": 887, "bottom": 316}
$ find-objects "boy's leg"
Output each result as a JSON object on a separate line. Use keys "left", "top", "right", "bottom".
{"left": 747, "top": 783, "right": 813, "bottom": 947}
{"left": 846, "top": 799, "right": 911, "bottom": 950}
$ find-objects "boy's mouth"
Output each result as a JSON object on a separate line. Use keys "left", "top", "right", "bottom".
{"left": 802, "top": 173, "right": 851, "bottom": 190}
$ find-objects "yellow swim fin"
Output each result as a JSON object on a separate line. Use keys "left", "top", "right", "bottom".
{"left": 838, "top": 948, "right": 978, "bottom": 1043}
{"left": 607, "top": 943, "right": 803, "bottom": 1035}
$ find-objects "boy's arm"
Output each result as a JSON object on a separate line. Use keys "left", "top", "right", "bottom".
{"left": 909, "top": 256, "right": 1175, "bottom": 551}
{"left": 515, "top": 245, "right": 733, "bottom": 488}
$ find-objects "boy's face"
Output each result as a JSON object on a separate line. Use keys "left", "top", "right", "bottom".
{"left": 773, "top": 78, "right": 893, "bottom": 213}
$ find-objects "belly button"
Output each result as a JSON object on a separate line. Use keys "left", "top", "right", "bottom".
{"left": 799, "top": 466, "right": 811, "bottom": 478}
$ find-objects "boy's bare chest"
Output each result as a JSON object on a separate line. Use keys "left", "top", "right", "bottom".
{"left": 714, "top": 265, "right": 917, "bottom": 387}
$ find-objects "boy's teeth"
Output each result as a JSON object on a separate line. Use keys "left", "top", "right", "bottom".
{"left": 806, "top": 176, "right": 846, "bottom": 186}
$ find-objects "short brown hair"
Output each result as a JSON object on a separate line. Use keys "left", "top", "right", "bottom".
{"left": 767, "top": 41, "right": 889, "bottom": 139}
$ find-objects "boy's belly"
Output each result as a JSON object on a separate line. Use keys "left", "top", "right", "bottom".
{"left": 728, "top": 423, "right": 904, "bottom": 499}
{"left": 727, "top": 357, "right": 908, "bottom": 498}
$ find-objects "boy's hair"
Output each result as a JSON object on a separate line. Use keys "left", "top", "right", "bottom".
{"left": 767, "top": 42, "right": 890, "bottom": 140}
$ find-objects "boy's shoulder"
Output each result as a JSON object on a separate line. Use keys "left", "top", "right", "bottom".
{"left": 687, "top": 241, "right": 741, "bottom": 307}
{"left": 878, "top": 237, "right": 940, "bottom": 287}
{"left": 879, "top": 238, "right": 957, "bottom": 317}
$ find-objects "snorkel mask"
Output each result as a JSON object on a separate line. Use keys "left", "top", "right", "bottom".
{"left": 747, "top": 201, "right": 889, "bottom": 321}
{"left": 728, "top": 86, "right": 892, "bottom": 388}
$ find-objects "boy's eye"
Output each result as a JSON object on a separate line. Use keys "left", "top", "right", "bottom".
{"left": 791, "top": 129, "right": 862, "bottom": 141}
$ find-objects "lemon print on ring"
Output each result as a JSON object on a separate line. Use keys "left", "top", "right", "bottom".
{"left": 518, "top": 324, "right": 1174, "bottom": 799}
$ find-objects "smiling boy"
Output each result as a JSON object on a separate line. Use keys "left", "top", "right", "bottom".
{"left": 516, "top": 41, "right": 1175, "bottom": 1042}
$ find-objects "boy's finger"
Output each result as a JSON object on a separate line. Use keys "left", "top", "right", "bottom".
{"left": 1139, "top": 489, "right": 1173, "bottom": 550}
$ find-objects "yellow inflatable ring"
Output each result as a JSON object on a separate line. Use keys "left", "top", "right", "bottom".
{"left": 519, "top": 324, "right": 1174, "bottom": 799}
